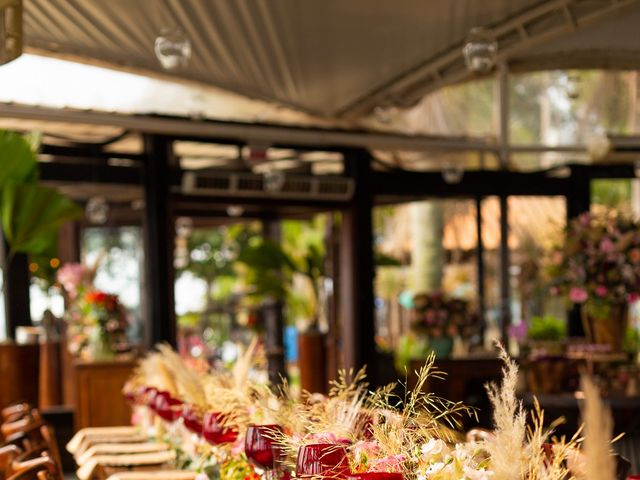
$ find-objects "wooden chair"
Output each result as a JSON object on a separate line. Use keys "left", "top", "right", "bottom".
{"left": 0, "top": 445, "right": 22, "bottom": 480}
{"left": 1, "top": 412, "right": 43, "bottom": 440}
{"left": 1, "top": 405, "right": 32, "bottom": 425}
{"left": 5, "top": 458, "right": 60, "bottom": 480}
{"left": 9, "top": 425, "right": 62, "bottom": 476}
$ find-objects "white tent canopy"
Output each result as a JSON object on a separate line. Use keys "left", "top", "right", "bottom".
{"left": 22, "top": 0, "right": 640, "bottom": 119}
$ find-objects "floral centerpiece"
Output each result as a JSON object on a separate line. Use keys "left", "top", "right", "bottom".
{"left": 546, "top": 209, "right": 640, "bottom": 350}
{"left": 409, "top": 292, "right": 478, "bottom": 357}
{"left": 57, "top": 262, "right": 128, "bottom": 359}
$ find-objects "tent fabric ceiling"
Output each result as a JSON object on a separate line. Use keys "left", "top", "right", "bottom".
{"left": 21, "top": 0, "right": 640, "bottom": 119}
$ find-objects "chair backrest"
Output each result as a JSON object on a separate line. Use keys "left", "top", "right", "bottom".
{"left": 1, "top": 412, "right": 42, "bottom": 440}
{"left": 3, "top": 422, "right": 46, "bottom": 453}
{"left": 5, "top": 458, "right": 59, "bottom": 480}
{"left": 1, "top": 405, "right": 31, "bottom": 425}
{"left": 0, "top": 444, "right": 22, "bottom": 479}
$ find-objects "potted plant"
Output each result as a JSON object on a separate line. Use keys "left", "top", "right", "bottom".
{"left": 546, "top": 209, "right": 640, "bottom": 351}
{"left": 409, "top": 291, "right": 478, "bottom": 358}
{"left": 523, "top": 315, "right": 567, "bottom": 394}
{"left": 0, "top": 130, "right": 81, "bottom": 405}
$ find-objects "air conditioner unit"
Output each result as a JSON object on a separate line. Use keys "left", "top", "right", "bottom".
{"left": 181, "top": 171, "right": 354, "bottom": 201}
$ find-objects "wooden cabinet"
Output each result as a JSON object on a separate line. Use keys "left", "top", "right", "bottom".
{"left": 74, "top": 358, "right": 135, "bottom": 429}
{"left": 0, "top": 344, "right": 39, "bottom": 407}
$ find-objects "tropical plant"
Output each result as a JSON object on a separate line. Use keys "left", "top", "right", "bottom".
{"left": 0, "top": 130, "right": 82, "bottom": 262}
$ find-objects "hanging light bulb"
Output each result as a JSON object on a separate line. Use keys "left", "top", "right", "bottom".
{"left": 373, "top": 105, "right": 398, "bottom": 125}
{"left": 226, "top": 205, "right": 244, "bottom": 217}
{"left": 442, "top": 162, "right": 464, "bottom": 184}
{"left": 462, "top": 27, "right": 497, "bottom": 74}
{"left": 565, "top": 73, "right": 581, "bottom": 100}
{"left": 86, "top": 197, "right": 109, "bottom": 225}
{"left": 175, "top": 217, "right": 194, "bottom": 237}
{"left": 155, "top": 27, "right": 191, "bottom": 70}
{"left": 263, "top": 170, "right": 286, "bottom": 192}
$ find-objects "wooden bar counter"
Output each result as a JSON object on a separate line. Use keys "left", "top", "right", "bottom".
{"left": 73, "top": 357, "right": 135, "bottom": 430}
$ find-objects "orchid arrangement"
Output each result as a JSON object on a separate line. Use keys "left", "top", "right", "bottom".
{"left": 546, "top": 209, "right": 640, "bottom": 319}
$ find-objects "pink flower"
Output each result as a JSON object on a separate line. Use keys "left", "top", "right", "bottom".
{"left": 628, "top": 292, "right": 639, "bottom": 303}
{"left": 369, "top": 454, "right": 406, "bottom": 473}
{"left": 600, "top": 237, "right": 614, "bottom": 253}
{"left": 569, "top": 287, "right": 588, "bottom": 303}
{"left": 595, "top": 285, "right": 608, "bottom": 297}
{"left": 353, "top": 440, "right": 380, "bottom": 461}
{"left": 56, "top": 262, "right": 87, "bottom": 299}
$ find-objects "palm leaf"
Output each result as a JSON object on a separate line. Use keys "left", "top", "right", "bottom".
{"left": 2, "top": 183, "right": 82, "bottom": 255}
{"left": 0, "top": 130, "right": 39, "bottom": 188}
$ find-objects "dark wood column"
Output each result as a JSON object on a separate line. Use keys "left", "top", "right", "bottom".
{"left": 261, "top": 218, "right": 286, "bottom": 387}
{"left": 339, "top": 149, "right": 376, "bottom": 383}
{"left": 142, "top": 135, "right": 177, "bottom": 347}
{"left": 1, "top": 236, "right": 31, "bottom": 340}
{"left": 566, "top": 164, "right": 591, "bottom": 337}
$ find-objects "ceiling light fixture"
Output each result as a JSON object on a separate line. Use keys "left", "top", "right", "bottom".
{"left": 462, "top": 27, "right": 497, "bottom": 74}
{"left": 85, "top": 196, "right": 109, "bottom": 225}
{"left": 155, "top": 27, "right": 191, "bottom": 70}
{"left": 441, "top": 162, "right": 464, "bottom": 184}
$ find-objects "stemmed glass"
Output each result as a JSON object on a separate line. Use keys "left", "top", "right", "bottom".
{"left": 181, "top": 405, "right": 203, "bottom": 435}
{"left": 295, "top": 443, "right": 351, "bottom": 479}
{"left": 202, "top": 411, "right": 238, "bottom": 445}
{"left": 245, "top": 424, "right": 283, "bottom": 479}
{"left": 347, "top": 474, "right": 403, "bottom": 480}
{"left": 153, "top": 391, "right": 182, "bottom": 422}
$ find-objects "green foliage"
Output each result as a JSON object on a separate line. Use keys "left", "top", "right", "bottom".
{"left": 395, "top": 332, "right": 429, "bottom": 371}
{"left": 623, "top": 327, "right": 640, "bottom": 354}
{"left": 0, "top": 130, "right": 82, "bottom": 260}
{"left": 2, "top": 183, "right": 82, "bottom": 255}
{"left": 527, "top": 315, "right": 566, "bottom": 341}
{"left": 236, "top": 238, "right": 296, "bottom": 301}
{"left": 591, "top": 179, "right": 631, "bottom": 210}
{"left": 0, "top": 130, "right": 39, "bottom": 188}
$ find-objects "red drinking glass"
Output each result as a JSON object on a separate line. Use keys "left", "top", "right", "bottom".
{"left": 202, "top": 411, "right": 238, "bottom": 444}
{"left": 154, "top": 391, "right": 183, "bottom": 422}
{"left": 181, "top": 405, "right": 203, "bottom": 434}
{"left": 144, "top": 387, "right": 159, "bottom": 408}
{"left": 295, "top": 443, "right": 351, "bottom": 479}
{"left": 245, "top": 424, "right": 283, "bottom": 470}
{"left": 347, "top": 474, "right": 403, "bottom": 480}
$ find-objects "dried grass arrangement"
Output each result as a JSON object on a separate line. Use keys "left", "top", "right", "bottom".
{"left": 122, "top": 341, "right": 626, "bottom": 480}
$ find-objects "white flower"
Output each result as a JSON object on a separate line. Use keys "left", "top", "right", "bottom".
{"left": 421, "top": 438, "right": 449, "bottom": 459}
{"left": 463, "top": 466, "right": 494, "bottom": 480}
{"left": 425, "top": 461, "right": 447, "bottom": 475}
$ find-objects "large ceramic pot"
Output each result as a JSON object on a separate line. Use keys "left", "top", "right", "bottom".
{"left": 581, "top": 303, "right": 628, "bottom": 352}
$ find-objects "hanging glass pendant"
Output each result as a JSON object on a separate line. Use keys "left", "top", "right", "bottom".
{"left": 155, "top": 27, "right": 191, "bottom": 70}
{"left": 462, "top": 27, "right": 497, "bottom": 74}
{"left": 85, "top": 196, "right": 109, "bottom": 224}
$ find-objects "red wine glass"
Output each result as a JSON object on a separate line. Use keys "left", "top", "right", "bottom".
{"left": 154, "top": 391, "right": 183, "bottom": 422}
{"left": 347, "top": 474, "right": 403, "bottom": 480}
{"left": 245, "top": 424, "right": 283, "bottom": 475}
{"left": 181, "top": 405, "right": 203, "bottom": 435}
{"left": 295, "top": 443, "right": 350, "bottom": 479}
{"left": 202, "top": 411, "right": 238, "bottom": 445}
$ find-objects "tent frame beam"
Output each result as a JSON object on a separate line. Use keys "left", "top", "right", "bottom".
{"left": 340, "top": 0, "right": 639, "bottom": 117}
